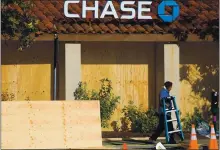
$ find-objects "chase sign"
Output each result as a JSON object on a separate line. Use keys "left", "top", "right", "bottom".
{"left": 158, "top": 0, "right": 180, "bottom": 22}
{"left": 64, "top": 0, "right": 180, "bottom": 23}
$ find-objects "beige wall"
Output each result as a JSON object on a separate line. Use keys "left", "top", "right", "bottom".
{"left": 2, "top": 41, "right": 219, "bottom": 130}
{"left": 2, "top": 41, "right": 54, "bottom": 100}
{"left": 81, "top": 42, "right": 158, "bottom": 130}
{"left": 1, "top": 41, "right": 66, "bottom": 101}
{"left": 179, "top": 42, "right": 219, "bottom": 119}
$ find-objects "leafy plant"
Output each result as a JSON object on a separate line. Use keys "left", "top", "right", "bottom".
{"left": 122, "top": 101, "right": 158, "bottom": 133}
{"left": 74, "top": 78, "right": 120, "bottom": 128}
{"left": 181, "top": 107, "right": 219, "bottom": 132}
{"left": 1, "top": 91, "right": 15, "bottom": 101}
{"left": 198, "top": 21, "right": 219, "bottom": 42}
{"left": 74, "top": 82, "right": 90, "bottom": 100}
{"left": 181, "top": 108, "right": 204, "bottom": 132}
{"left": 1, "top": 0, "right": 39, "bottom": 51}
{"left": 173, "top": 29, "right": 189, "bottom": 41}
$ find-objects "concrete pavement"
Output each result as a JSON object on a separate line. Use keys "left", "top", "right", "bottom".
{"left": 102, "top": 136, "right": 212, "bottom": 149}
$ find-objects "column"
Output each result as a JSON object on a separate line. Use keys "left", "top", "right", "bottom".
{"left": 164, "top": 44, "right": 180, "bottom": 105}
{"left": 164, "top": 44, "right": 180, "bottom": 129}
{"left": 65, "top": 44, "right": 81, "bottom": 100}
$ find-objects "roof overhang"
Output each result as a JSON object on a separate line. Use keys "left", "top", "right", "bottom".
{"left": 2, "top": 34, "right": 213, "bottom": 42}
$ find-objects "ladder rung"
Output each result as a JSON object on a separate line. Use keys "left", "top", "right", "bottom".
{"left": 166, "top": 109, "right": 178, "bottom": 113}
{"left": 168, "top": 130, "right": 181, "bottom": 134}
{"left": 167, "top": 119, "right": 177, "bottom": 122}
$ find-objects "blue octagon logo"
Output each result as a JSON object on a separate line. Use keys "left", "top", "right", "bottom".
{"left": 158, "top": 0, "right": 180, "bottom": 22}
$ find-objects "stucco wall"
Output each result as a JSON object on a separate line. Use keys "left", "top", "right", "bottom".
{"left": 179, "top": 42, "right": 219, "bottom": 119}
{"left": 1, "top": 41, "right": 67, "bottom": 101}
{"left": 80, "top": 42, "right": 158, "bottom": 130}
{"left": 2, "top": 41, "right": 54, "bottom": 100}
{"left": 2, "top": 41, "right": 219, "bottom": 130}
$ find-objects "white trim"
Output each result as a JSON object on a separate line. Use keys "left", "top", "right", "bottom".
{"left": 164, "top": 44, "right": 180, "bottom": 129}
{"left": 65, "top": 44, "right": 81, "bottom": 100}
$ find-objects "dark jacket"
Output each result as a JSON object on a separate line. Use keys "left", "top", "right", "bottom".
{"left": 211, "top": 92, "right": 219, "bottom": 114}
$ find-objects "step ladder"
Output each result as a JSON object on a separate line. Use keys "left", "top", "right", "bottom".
{"left": 161, "top": 96, "right": 184, "bottom": 143}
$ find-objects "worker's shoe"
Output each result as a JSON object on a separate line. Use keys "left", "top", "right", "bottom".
{"left": 168, "top": 140, "right": 177, "bottom": 144}
{"left": 148, "top": 137, "right": 157, "bottom": 144}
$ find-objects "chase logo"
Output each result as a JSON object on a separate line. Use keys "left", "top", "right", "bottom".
{"left": 64, "top": 0, "right": 180, "bottom": 23}
{"left": 158, "top": 0, "right": 180, "bottom": 23}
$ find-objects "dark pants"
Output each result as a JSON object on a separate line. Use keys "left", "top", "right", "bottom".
{"left": 212, "top": 112, "right": 218, "bottom": 132}
{"left": 150, "top": 114, "right": 175, "bottom": 142}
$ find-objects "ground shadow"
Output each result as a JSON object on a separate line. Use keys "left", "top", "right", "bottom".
{"left": 102, "top": 131, "right": 151, "bottom": 138}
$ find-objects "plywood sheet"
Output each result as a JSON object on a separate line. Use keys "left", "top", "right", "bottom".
{"left": 1, "top": 64, "right": 51, "bottom": 100}
{"left": 1, "top": 101, "right": 102, "bottom": 149}
{"left": 81, "top": 47, "right": 152, "bottom": 129}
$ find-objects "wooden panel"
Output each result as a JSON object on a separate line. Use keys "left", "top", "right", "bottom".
{"left": 1, "top": 64, "right": 51, "bottom": 100}
{"left": 1, "top": 65, "right": 18, "bottom": 100}
{"left": 82, "top": 64, "right": 148, "bottom": 129}
{"left": 1, "top": 101, "right": 102, "bottom": 149}
{"left": 81, "top": 45, "right": 153, "bottom": 130}
{"left": 64, "top": 101, "right": 102, "bottom": 148}
{"left": 82, "top": 64, "right": 148, "bottom": 107}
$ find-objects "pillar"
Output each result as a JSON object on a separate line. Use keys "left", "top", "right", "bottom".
{"left": 164, "top": 44, "right": 180, "bottom": 105}
{"left": 65, "top": 44, "right": 81, "bottom": 100}
{"left": 164, "top": 44, "right": 180, "bottom": 129}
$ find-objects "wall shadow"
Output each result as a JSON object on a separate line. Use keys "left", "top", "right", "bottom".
{"left": 81, "top": 41, "right": 157, "bottom": 109}
{"left": 2, "top": 41, "right": 54, "bottom": 65}
{"left": 180, "top": 64, "right": 219, "bottom": 101}
{"left": 180, "top": 42, "right": 219, "bottom": 102}
{"left": 179, "top": 42, "right": 219, "bottom": 120}
{"left": 1, "top": 40, "right": 66, "bottom": 100}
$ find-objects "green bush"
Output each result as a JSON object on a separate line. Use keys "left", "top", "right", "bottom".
{"left": 181, "top": 108, "right": 204, "bottom": 132}
{"left": 74, "top": 82, "right": 90, "bottom": 100}
{"left": 181, "top": 107, "right": 219, "bottom": 132}
{"left": 74, "top": 78, "right": 120, "bottom": 128}
{"left": 1, "top": 91, "right": 15, "bottom": 101}
{"left": 122, "top": 101, "right": 158, "bottom": 133}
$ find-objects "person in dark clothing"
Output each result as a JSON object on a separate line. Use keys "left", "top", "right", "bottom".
{"left": 149, "top": 81, "right": 176, "bottom": 144}
{"left": 211, "top": 91, "right": 219, "bottom": 133}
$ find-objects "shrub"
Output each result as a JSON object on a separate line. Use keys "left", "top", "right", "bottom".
{"left": 74, "top": 82, "right": 90, "bottom": 100}
{"left": 122, "top": 101, "right": 158, "bottom": 133}
{"left": 1, "top": 91, "right": 15, "bottom": 101}
{"left": 181, "top": 107, "right": 219, "bottom": 132}
{"left": 181, "top": 108, "right": 204, "bottom": 132}
{"left": 74, "top": 78, "right": 120, "bottom": 128}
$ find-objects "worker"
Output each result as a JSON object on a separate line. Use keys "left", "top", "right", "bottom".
{"left": 149, "top": 81, "right": 176, "bottom": 144}
{"left": 211, "top": 91, "right": 218, "bottom": 133}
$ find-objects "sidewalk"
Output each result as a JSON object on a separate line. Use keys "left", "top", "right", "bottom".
{"left": 102, "top": 135, "right": 211, "bottom": 150}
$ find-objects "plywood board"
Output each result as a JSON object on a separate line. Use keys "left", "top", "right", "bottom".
{"left": 1, "top": 101, "right": 102, "bottom": 149}
{"left": 81, "top": 45, "right": 153, "bottom": 129}
{"left": 1, "top": 64, "right": 51, "bottom": 100}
